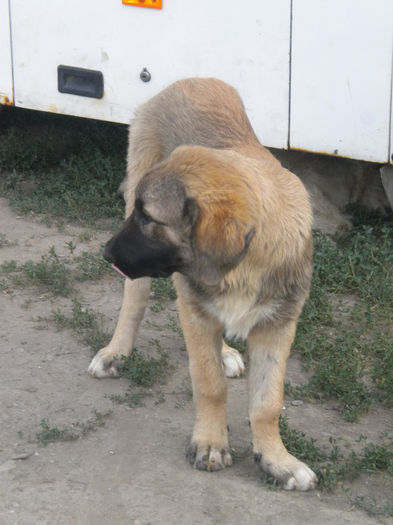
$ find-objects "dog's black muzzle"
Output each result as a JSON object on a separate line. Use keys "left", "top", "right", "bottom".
{"left": 103, "top": 217, "right": 182, "bottom": 280}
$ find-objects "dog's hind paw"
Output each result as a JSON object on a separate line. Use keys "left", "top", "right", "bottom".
{"left": 88, "top": 350, "right": 120, "bottom": 378}
{"left": 186, "top": 443, "right": 232, "bottom": 472}
{"left": 222, "top": 344, "right": 245, "bottom": 378}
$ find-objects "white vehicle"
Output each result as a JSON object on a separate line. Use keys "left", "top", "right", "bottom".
{"left": 1, "top": 0, "right": 393, "bottom": 165}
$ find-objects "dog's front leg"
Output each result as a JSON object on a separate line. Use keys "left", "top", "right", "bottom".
{"left": 176, "top": 290, "right": 232, "bottom": 471}
{"left": 88, "top": 277, "right": 151, "bottom": 377}
{"left": 247, "top": 320, "right": 317, "bottom": 490}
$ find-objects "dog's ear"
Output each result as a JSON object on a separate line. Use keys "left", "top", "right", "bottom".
{"left": 190, "top": 202, "right": 255, "bottom": 286}
{"left": 182, "top": 197, "right": 200, "bottom": 229}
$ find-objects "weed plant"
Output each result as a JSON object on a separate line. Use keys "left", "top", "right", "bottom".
{"left": 293, "top": 212, "right": 393, "bottom": 421}
{"left": 0, "top": 246, "right": 72, "bottom": 296}
{"left": 0, "top": 106, "right": 127, "bottom": 224}
{"left": 0, "top": 246, "right": 112, "bottom": 296}
{"left": 74, "top": 249, "right": 112, "bottom": 281}
{"left": 51, "top": 298, "right": 111, "bottom": 352}
{"left": 116, "top": 339, "right": 171, "bottom": 388}
{"left": 106, "top": 390, "right": 153, "bottom": 408}
{"left": 36, "top": 410, "right": 111, "bottom": 446}
{"left": 280, "top": 415, "right": 393, "bottom": 490}
{"left": 151, "top": 277, "right": 177, "bottom": 301}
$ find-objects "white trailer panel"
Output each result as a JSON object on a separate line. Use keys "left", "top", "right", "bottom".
{"left": 391, "top": 60, "right": 393, "bottom": 164}
{"left": 10, "top": 0, "right": 291, "bottom": 149}
{"left": 290, "top": 0, "right": 393, "bottom": 163}
{"left": 0, "top": 0, "right": 13, "bottom": 105}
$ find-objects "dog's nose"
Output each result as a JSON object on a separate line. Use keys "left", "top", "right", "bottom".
{"left": 103, "top": 240, "right": 114, "bottom": 264}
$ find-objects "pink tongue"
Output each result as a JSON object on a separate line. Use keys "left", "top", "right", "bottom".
{"left": 112, "top": 264, "right": 131, "bottom": 279}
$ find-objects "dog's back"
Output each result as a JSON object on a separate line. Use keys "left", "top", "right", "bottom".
{"left": 123, "top": 78, "right": 279, "bottom": 210}
{"left": 133, "top": 78, "right": 257, "bottom": 152}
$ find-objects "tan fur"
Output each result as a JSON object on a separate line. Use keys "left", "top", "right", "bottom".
{"left": 88, "top": 78, "right": 316, "bottom": 489}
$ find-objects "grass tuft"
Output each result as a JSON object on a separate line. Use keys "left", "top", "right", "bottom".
{"left": 0, "top": 246, "right": 72, "bottom": 296}
{"left": 116, "top": 339, "right": 172, "bottom": 388}
{"left": 51, "top": 299, "right": 111, "bottom": 352}
{"left": 293, "top": 217, "right": 393, "bottom": 420}
{"left": 73, "top": 249, "right": 112, "bottom": 281}
{"left": 36, "top": 410, "right": 111, "bottom": 446}
{"left": 279, "top": 416, "right": 393, "bottom": 491}
{"left": 0, "top": 107, "right": 127, "bottom": 225}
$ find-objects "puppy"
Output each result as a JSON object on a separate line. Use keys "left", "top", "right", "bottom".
{"left": 88, "top": 78, "right": 316, "bottom": 490}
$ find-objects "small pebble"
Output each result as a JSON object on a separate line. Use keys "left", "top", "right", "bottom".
{"left": 291, "top": 399, "right": 303, "bottom": 406}
{"left": 12, "top": 453, "right": 31, "bottom": 460}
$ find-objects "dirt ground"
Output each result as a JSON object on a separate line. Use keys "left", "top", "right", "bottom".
{"left": 0, "top": 197, "right": 392, "bottom": 525}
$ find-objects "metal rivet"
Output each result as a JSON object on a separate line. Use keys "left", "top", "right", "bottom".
{"left": 140, "top": 68, "right": 151, "bottom": 82}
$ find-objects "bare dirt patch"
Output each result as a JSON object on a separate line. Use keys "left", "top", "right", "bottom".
{"left": 0, "top": 199, "right": 392, "bottom": 525}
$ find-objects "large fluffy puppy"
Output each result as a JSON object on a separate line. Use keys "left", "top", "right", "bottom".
{"left": 88, "top": 78, "right": 316, "bottom": 490}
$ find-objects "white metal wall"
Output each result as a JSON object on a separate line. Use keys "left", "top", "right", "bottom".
{"left": 2, "top": 1, "right": 393, "bottom": 163}
{"left": 391, "top": 57, "right": 393, "bottom": 163}
{"left": 290, "top": 0, "right": 393, "bottom": 163}
{"left": 0, "top": 1, "right": 13, "bottom": 104}
{"left": 9, "top": 0, "right": 291, "bottom": 149}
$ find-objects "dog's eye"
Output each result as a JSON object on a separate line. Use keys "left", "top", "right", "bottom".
{"left": 139, "top": 209, "right": 153, "bottom": 225}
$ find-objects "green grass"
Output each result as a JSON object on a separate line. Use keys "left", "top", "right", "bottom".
{"left": 279, "top": 416, "right": 393, "bottom": 491}
{"left": 151, "top": 278, "right": 177, "bottom": 301}
{"left": 314, "top": 223, "right": 393, "bottom": 304}
{"left": 0, "top": 233, "right": 15, "bottom": 247}
{"left": 36, "top": 410, "right": 111, "bottom": 446}
{"left": 73, "top": 249, "right": 112, "bottom": 281}
{"left": 116, "top": 339, "right": 172, "bottom": 388}
{"left": 106, "top": 390, "right": 153, "bottom": 408}
{"left": 150, "top": 277, "right": 177, "bottom": 312}
{"left": 292, "top": 212, "right": 393, "bottom": 421}
{"left": 225, "top": 338, "right": 247, "bottom": 354}
{"left": 352, "top": 495, "right": 393, "bottom": 518}
{"left": 0, "top": 246, "right": 73, "bottom": 296}
{"left": 47, "top": 294, "right": 174, "bottom": 389}
{"left": 50, "top": 298, "right": 111, "bottom": 352}
{"left": 0, "top": 246, "right": 112, "bottom": 296}
{"left": 0, "top": 106, "right": 127, "bottom": 225}
{"left": 162, "top": 377, "right": 193, "bottom": 409}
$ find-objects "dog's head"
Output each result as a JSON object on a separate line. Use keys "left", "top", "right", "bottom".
{"left": 104, "top": 146, "right": 255, "bottom": 285}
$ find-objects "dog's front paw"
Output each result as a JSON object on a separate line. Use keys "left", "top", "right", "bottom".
{"left": 88, "top": 348, "right": 120, "bottom": 378}
{"left": 186, "top": 442, "right": 232, "bottom": 472}
{"left": 222, "top": 345, "right": 245, "bottom": 378}
{"left": 254, "top": 452, "right": 317, "bottom": 491}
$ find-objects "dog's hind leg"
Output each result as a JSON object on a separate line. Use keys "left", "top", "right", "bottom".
{"left": 247, "top": 320, "right": 317, "bottom": 490}
{"left": 88, "top": 277, "right": 151, "bottom": 378}
{"left": 221, "top": 340, "right": 245, "bottom": 378}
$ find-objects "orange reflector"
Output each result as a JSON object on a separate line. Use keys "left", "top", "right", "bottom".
{"left": 122, "top": 0, "right": 162, "bottom": 8}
